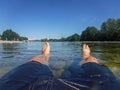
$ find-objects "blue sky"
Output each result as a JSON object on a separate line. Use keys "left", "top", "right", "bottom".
{"left": 0, "top": 0, "right": 120, "bottom": 40}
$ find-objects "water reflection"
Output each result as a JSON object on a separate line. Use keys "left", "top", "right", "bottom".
{"left": 2, "top": 43, "right": 20, "bottom": 50}
{"left": 1, "top": 43, "right": 24, "bottom": 58}
{"left": 0, "top": 43, "right": 28, "bottom": 77}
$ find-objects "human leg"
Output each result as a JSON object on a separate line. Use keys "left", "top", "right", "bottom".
{"left": 0, "top": 42, "right": 53, "bottom": 90}
{"left": 30, "top": 42, "right": 50, "bottom": 65}
{"left": 81, "top": 44, "right": 99, "bottom": 64}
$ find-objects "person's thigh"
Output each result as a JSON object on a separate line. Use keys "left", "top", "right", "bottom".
{"left": 0, "top": 61, "right": 53, "bottom": 90}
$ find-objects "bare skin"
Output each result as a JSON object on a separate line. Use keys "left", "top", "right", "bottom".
{"left": 30, "top": 42, "right": 98, "bottom": 65}
{"left": 81, "top": 44, "right": 99, "bottom": 64}
{"left": 30, "top": 42, "right": 50, "bottom": 64}
{"left": 82, "top": 44, "right": 90, "bottom": 59}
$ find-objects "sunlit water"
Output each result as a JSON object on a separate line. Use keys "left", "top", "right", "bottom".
{"left": 0, "top": 42, "right": 120, "bottom": 78}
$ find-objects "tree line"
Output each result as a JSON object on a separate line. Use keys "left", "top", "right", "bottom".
{"left": 80, "top": 18, "right": 120, "bottom": 41}
{"left": 0, "top": 29, "right": 28, "bottom": 41}
{"left": 54, "top": 18, "right": 120, "bottom": 41}
{"left": 0, "top": 18, "right": 120, "bottom": 41}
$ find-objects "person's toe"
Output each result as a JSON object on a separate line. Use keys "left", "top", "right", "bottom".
{"left": 83, "top": 44, "right": 86, "bottom": 49}
{"left": 42, "top": 42, "right": 50, "bottom": 55}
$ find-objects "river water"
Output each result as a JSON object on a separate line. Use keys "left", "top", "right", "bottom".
{"left": 0, "top": 42, "right": 120, "bottom": 78}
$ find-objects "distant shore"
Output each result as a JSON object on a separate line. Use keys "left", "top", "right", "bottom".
{"left": 0, "top": 40, "right": 120, "bottom": 43}
{"left": 0, "top": 40, "right": 26, "bottom": 43}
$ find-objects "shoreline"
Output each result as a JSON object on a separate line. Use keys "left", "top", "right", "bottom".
{"left": 0, "top": 40, "right": 120, "bottom": 43}
{"left": 0, "top": 40, "right": 26, "bottom": 43}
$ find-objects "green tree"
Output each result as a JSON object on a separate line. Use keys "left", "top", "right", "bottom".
{"left": 59, "top": 37, "right": 66, "bottom": 41}
{"left": 0, "top": 34, "right": 1, "bottom": 40}
{"left": 116, "top": 19, "right": 120, "bottom": 40}
{"left": 81, "top": 26, "right": 99, "bottom": 41}
{"left": 100, "top": 18, "right": 118, "bottom": 41}
{"left": 1, "top": 29, "right": 28, "bottom": 41}
{"left": 19, "top": 36, "right": 28, "bottom": 41}
{"left": 100, "top": 18, "right": 116, "bottom": 41}
{"left": 2, "top": 29, "right": 20, "bottom": 41}
{"left": 66, "top": 33, "right": 80, "bottom": 41}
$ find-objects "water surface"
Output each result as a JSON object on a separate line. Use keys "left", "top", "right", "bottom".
{"left": 0, "top": 42, "right": 120, "bottom": 78}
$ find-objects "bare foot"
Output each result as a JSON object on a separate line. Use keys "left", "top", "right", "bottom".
{"left": 42, "top": 42, "right": 50, "bottom": 55}
{"left": 30, "top": 42, "right": 50, "bottom": 64}
{"left": 82, "top": 44, "right": 90, "bottom": 59}
{"left": 81, "top": 44, "right": 99, "bottom": 64}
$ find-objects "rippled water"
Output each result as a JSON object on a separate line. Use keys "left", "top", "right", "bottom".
{"left": 0, "top": 42, "right": 120, "bottom": 78}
